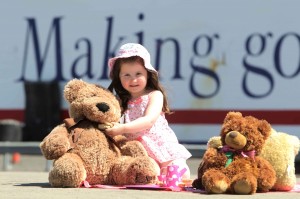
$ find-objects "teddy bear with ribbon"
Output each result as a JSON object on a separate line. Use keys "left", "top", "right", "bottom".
{"left": 206, "top": 125, "right": 300, "bottom": 192}
{"left": 192, "top": 111, "right": 276, "bottom": 194}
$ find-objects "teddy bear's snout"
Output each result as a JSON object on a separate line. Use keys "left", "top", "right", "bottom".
{"left": 225, "top": 131, "right": 247, "bottom": 150}
{"left": 96, "top": 102, "right": 110, "bottom": 113}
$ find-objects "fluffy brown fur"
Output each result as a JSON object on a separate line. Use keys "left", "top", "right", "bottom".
{"left": 204, "top": 130, "right": 300, "bottom": 191}
{"left": 40, "top": 79, "right": 159, "bottom": 187}
{"left": 192, "top": 112, "right": 276, "bottom": 194}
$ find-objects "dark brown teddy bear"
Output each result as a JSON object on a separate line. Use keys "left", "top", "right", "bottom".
{"left": 40, "top": 79, "right": 159, "bottom": 187}
{"left": 192, "top": 111, "right": 276, "bottom": 194}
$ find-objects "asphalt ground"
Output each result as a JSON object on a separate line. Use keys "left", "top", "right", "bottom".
{"left": 0, "top": 155, "right": 299, "bottom": 199}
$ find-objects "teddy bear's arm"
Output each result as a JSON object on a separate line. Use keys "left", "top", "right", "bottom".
{"left": 193, "top": 148, "right": 227, "bottom": 189}
{"left": 255, "top": 156, "right": 277, "bottom": 192}
{"left": 40, "top": 124, "right": 71, "bottom": 160}
{"left": 203, "top": 147, "right": 227, "bottom": 167}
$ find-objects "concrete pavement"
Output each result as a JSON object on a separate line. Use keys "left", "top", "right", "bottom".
{"left": 0, "top": 155, "right": 299, "bottom": 199}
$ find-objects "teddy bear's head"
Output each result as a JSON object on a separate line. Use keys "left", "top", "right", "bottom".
{"left": 220, "top": 111, "right": 272, "bottom": 155}
{"left": 63, "top": 79, "right": 121, "bottom": 123}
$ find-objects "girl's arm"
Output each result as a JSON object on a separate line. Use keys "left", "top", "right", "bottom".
{"left": 105, "top": 90, "right": 163, "bottom": 137}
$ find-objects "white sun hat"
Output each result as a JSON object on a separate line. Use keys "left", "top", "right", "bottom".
{"left": 108, "top": 43, "right": 157, "bottom": 78}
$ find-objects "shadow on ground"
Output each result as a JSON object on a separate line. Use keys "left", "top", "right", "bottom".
{"left": 15, "top": 182, "right": 51, "bottom": 188}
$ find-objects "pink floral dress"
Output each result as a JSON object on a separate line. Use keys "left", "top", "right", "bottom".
{"left": 123, "top": 92, "right": 192, "bottom": 164}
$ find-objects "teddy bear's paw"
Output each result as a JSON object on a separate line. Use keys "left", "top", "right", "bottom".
{"left": 127, "top": 158, "right": 158, "bottom": 185}
{"left": 202, "top": 170, "right": 229, "bottom": 194}
{"left": 232, "top": 179, "right": 254, "bottom": 194}
{"left": 49, "top": 167, "right": 85, "bottom": 188}
{"left": 49, "top": 170, "right": 83, "bottom": 188}
{"left": 207, "top": 180, "right": 228, "bottom": 194}
{"left": 49, "top": 154, "right": 87, "bottom": 188}
{"left": 98, "top": 122, "right": 114, "bottom": 131}
{"left": 40, "top": 133, "right": 70, "bottom": 160}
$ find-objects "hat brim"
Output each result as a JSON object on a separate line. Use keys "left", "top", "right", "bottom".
{"left": 108, "top": 56, "right": 158, "bottom": 79}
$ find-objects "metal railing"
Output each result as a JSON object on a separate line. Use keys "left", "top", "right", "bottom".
{"left": 0, "top": 141, "right": 52, "bottom": 171}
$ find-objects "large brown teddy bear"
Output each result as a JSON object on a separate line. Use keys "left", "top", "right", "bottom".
{"left": 40, "top": 79, "right": 159, "bottom": 187}
{"left": 192, "top": 111, "right": 276, "bottom": 194}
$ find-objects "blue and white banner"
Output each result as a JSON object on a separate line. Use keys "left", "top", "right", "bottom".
{"left": 1, "top": 0, "right": 300, "bottom": 141}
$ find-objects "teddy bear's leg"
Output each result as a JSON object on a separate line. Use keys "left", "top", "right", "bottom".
{"left": 111, "top": 156, "right": 159, "bottom": 185}
{"left": 49, "top": 153, "right": 87, "bottom": 188}
{"left": 118, "top": 140, "right": 149, "bottom": 157}
{"left": 202, "top": 169, "right": 230, "bottom": 194}
{"left": 231, "top": 173, "right": 257, "bottom": 194}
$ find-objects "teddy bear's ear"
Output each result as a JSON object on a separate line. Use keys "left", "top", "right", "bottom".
{"left": 257, "top": 119, "right": 272, "bottom": 139}
{"left": 224, "top": 111, "right": 243, "bottom": 123}
{"left": 64, "top": 79, "right": 87, "bottom": 103}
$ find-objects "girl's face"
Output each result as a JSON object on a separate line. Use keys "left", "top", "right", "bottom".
{"left": 119, "top": 61, "right": 148, "bottom": 98}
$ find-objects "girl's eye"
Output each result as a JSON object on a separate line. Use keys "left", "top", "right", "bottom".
{"left": 120, "top": 74, "right": 130, "bottom": 78}
{"left": 120, "top": 74, "right": 131, "bottom": 80}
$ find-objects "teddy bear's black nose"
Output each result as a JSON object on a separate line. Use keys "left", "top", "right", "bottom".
{"left": 96, "top": 103, "right": 110, "bottom": 113}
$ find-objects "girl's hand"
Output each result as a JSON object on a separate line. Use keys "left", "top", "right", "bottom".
{"left": 104, "top": 122, "right": 125, "bottom": 137}
{"left": 98, "top": 122, "right": 114, "bottom": 131}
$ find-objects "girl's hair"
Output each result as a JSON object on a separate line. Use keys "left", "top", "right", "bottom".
{"left": 108, "top": 56, "right": 172, "bottom": 114}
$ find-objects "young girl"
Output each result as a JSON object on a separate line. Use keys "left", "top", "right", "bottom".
{"left": 105, "top": 43, "right": 192, "bottom": 179}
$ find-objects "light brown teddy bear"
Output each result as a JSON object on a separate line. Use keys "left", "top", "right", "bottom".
{"left": 260, "top": 128, "right": 300, "bottom": 191}
{"left": 40, "top": 79, "right": 159, "bottom": 187}
{"left": 192, "top": 111, "right": 276, "bottom": 194}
